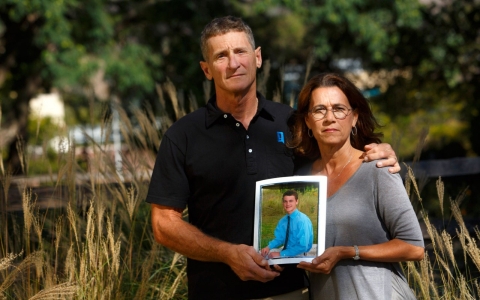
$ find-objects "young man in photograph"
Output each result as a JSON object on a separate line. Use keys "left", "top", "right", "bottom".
{"left": 261, "top": 190, "right": 313, "bottom": 259}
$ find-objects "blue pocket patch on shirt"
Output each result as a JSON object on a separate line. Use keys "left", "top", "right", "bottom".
{"left": 277, "top": 132, "right": 285, "bottom": 143}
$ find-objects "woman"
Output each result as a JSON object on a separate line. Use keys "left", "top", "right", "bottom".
{"left": 290, "top": 73, "right": 424, "bottom": 299}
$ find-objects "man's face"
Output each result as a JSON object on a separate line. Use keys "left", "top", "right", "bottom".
{"left": 199, "top": 31, "right": 262, "bottom": 96}
{"left": 283, "top": 195, "right": 298, "bottom": 215}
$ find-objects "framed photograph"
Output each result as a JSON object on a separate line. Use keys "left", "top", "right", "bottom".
{"left": 254, "top": 175, "right": 327, "bottom": 265}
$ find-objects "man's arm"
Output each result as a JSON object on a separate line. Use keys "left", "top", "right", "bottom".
{"left": 363, "top": 143, "right": 400, "bottom": 173}
{"left": 267, "top": 217, "right": 287, "bottom": 251}
{"left": 151, "top": 204, "right": 280, "bottom": 282}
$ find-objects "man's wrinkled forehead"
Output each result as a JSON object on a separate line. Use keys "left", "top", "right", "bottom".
{"left": 201, "top": 21, "right": 256, "bottom": 61}
{"left": 206, "top": 30, "right": 254, "bottom": 47}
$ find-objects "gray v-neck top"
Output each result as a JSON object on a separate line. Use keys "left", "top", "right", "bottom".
{"left": 299, "top": 161, "right": 424, "bottom": 299}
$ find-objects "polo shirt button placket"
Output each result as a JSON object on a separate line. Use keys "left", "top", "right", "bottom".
{"left": 245, "top": 131, "right": 252, "bottom": 154}
{"left": 245, "top": 129, "right": 256, "bottom": 173}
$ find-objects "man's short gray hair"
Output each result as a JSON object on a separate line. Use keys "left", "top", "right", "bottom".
{"left": 200, "top": 16, "right": 256, "bottom": 61}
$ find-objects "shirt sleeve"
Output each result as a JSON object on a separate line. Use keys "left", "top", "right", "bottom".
{"left": 280, "top": 214, "right": 313, "bottom": 257}
{"left": 145, "top": 134, "right": 190, "bottom": 209}
{"left": 375, "top": 168, "right": 424, "bottom": 248}
{"left": 268, "top": 216, "right": 287, "bottom": 249}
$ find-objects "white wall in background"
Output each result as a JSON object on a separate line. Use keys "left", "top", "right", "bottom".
{"left": 30, "top": 92, "right": 65, "bottom": 127}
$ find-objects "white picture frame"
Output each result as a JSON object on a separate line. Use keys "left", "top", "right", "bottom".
{"left": 254, "top": 175, "right": 327, "bottom": 265}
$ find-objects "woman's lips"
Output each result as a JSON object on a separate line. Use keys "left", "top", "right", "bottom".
{"left": 323, "top": 128, "right": 338, "bottom": 132}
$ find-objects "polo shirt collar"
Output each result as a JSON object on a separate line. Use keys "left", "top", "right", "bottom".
{"left": 205, "top": 92, "right": 276, "bottom": 128}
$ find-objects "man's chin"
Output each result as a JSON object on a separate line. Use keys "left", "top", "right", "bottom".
{"left": 222, "top": 80, "right": 254, "bottom": 92}
{"left": 227, "top": 84, "right": 249, "bottom": 92}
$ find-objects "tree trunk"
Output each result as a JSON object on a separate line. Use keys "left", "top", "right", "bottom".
{"left": 0, "top": 10, "right": 44, "bottom": 175}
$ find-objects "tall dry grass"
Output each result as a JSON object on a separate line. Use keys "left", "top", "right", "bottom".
{"left": 0, "top": 82, "right": 190, "bottom": 299}
{"left": 0, "top": 66, "right": 479, "bottom": 299}
{"left": 404, "top": 167, "right": 480, "bottom": 299}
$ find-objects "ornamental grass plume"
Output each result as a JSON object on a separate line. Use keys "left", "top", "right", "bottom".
{"left": 22, "top": 188, "right": 35, "bottom": 239}
{"left": 442, "top": 231, "right": 455, "bottom": 265}
{"left": 125, "top": 185, "right": 137, "bottom": 222}
{"left": 54, "top": 216, "right": 63, "bottom": 275}
{"left": 436, "top": 177, "right": 445, "bottom": 216}
{"left": 0, "top": 251, "right": 44, "bottom": 298}
{"left": 28, "top": 282, "right": 78, "bottom": 300}
{"left": 0, "top": 251, "right": 23, "bottom": 272}
{"left": 163, "top": 78, "right": 184, "bottom": 120}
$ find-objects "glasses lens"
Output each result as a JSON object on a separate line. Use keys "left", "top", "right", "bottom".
{"left": 312, "top": 107, "right": 326, "bottom": 120}
{"left": 310, "top": 106, "right": 351, "bottom": 120}
{"left": 333, "top": 110, "right": 347, "bottom": 119}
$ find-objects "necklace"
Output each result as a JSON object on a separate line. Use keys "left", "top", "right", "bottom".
{"left": 331, "top": 149, "right": 353, "bottom": 180}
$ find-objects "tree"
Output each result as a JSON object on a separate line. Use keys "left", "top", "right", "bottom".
{"left": 362, "top": 0, "right": 480, "bottom": 159}
{"left": 1, "top": 0, "right": 478, "bottom": 173}
{"left": 246, "top": 0, "right": 479, "bottom": 158}
{"left": 0, "top": 0, "right": 162, "bottom": 174}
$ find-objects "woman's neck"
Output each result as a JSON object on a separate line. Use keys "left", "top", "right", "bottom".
{"left": 315, "top": 144, "right": 353, "bottom": 174}
{"left": 312, "top": 144, "right": 364, "bottom": 197}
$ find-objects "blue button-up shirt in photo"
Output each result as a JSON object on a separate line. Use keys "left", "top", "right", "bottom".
{"left": 268, "top": 209, "right": 313, "bottom": 257}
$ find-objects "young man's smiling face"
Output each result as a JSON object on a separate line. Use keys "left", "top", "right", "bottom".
{"left": 283, "top": 195, "right": 298, "bottom": 215}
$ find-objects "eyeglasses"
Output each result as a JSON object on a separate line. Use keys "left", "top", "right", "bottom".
{"left": 308, "top": 105, "right": 353, "bottom": 120}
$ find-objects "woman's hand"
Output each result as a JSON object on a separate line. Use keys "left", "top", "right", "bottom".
{"left": 297, "top": 246, "right": 350, "bottom": 274}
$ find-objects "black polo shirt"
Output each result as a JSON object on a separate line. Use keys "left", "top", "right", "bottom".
{"left": 146, "top": 93, "right": 307, "bottom": 299}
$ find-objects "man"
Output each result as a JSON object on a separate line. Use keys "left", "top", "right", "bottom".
{"left": 146, "top": 16, "right": 399, "bottom": 299}
{"left": 261, "top": 190, "right": 313, "bottom": 259}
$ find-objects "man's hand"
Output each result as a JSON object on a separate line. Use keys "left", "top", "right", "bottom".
{"left": 363, "top": 143, "right": 400, "bottom": 174}
{"left": 268, "top": 251, "right": 280, "bottom": 259}
{"left": 260, "top": 246, "right": 270, "bottom": 257}
{"left": 225, "top": 244, "right": 280, "bottom": 282}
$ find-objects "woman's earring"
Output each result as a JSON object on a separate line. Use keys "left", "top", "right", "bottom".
{"left": 351, "top": 126, "right": 357, "bottom": 136}
{"left": 308, "top": 129, "right": 313, "bottom": 137}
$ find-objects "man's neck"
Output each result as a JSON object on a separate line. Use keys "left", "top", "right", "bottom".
{"left": 287, "top": 209, "right": 297, "bottom": 216}
{"left": 216, "top": 89, "right": 258, "bottom": 130}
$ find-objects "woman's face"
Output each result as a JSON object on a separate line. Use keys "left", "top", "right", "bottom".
{"left": 305, "top": 86, "right": 358, "bottom": 147}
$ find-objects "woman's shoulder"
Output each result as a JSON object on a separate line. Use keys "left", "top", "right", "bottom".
{"left": 359, "top": 160, "right": 403, "bottom": 188}
{"left": 360, "top": 160, "right": 397, "bottom": 175}
{"left": 292, "top": 157, "right": 401, "bottom": 179}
